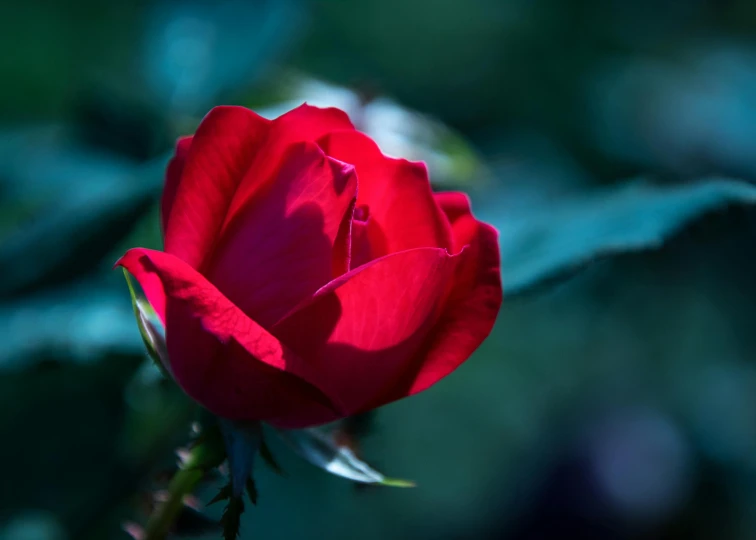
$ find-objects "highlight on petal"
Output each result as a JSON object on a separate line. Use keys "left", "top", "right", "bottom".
{"left": 319, "top": 130, "right": 452, "bottom": 264}
{"left": 272, "top": 246, "right": 462, "bottom": 415}
{"left": 116, "top": 248, "right": 343, "bottom": 428}
{"left": 274, "top": 103, "right": 354, "bottom": 141}
{"left": 161, "top": 136, "right": 193, "bottom": 236}
{"left": 207, "top": 141, "right": 358, "bottom": 328}
{"left": 164, "top": 106, "right": 271, "bottom": 270}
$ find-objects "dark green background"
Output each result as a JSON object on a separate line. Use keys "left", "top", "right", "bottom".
{"left": 3, "top": 1, "right": 756, "bottom": 538}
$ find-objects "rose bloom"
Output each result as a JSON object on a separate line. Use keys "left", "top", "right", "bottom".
{"left": 117, "top": 104, "right": 502, "bottom": 428}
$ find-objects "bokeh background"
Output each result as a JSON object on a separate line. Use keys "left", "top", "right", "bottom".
{"left": 3, "top": 0, "right": 756, "bottom": 538}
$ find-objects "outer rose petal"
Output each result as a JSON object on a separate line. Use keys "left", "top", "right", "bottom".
{"left": 164, "top": 107, "right": 271, "bottom": 270}
{"left": 207, "top": 142, "right": 358, "bottom": 328}
{"left": 318, "top": 130, "right": 452, "bottom": 262}
{"left": 271, "top": 247, "right": 462, "bottom": 415}
{"left": 380, "top": 192, "right": 502, "bottom": 402}
{"left": 161, "top": 136, "right": 193, "bottom": 236}
{"left": 116, "top": 248, "right": 343, "bottom": 428}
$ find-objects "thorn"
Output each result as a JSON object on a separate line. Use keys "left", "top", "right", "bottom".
{"left": 176, "top": 447, "right": 191, "bottom": 467}
{"left": 183, "top": 493, "right": 203, "bottom": 511}
{"left": 122, "top": 521, "right": 144, "bottom": 540}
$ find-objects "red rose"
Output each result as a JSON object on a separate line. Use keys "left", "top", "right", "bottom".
{"left": 117, "top": 104, "right": 502, "bottom": 428}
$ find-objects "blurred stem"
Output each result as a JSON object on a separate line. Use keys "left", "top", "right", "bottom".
{"left": 142, "top": 422, "right": 225, "bottom": 540}
{"left": 143, "top": 466, "right": 203, "bottom": 540}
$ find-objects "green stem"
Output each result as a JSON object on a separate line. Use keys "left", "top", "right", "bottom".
{"left": 143, "top": 466, "right": 204, "bottom": 540}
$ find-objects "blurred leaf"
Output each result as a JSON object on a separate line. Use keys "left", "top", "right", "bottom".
{"left": 588, "top": 45, "right": 756, "bottom": 178}
{"left": 478, "top": 177, "right": 756, "bottom": 296}
{"left": 143, "top": 0, "right": 305, "bottom": 115}
{"left": 0, "top": 511, "right": 67, "bottom": 540}
{"left": 0, "top": 126, "right": 143, "bottom": 212}
{"left": 119, "top": 356, "right": 196, "bottom": 463}
{"left": 123, "top": 361, "right": 168, "bottom": 412}
{"left": 0, "top": 131, "right": 169, "bottom": 297}
{"left": 0, "top": 280, "right": 140, "bottom": 369}
{"left": 72, "top": 89, "right": 172, "bottom": 161}
{"left": 277, "top": 427, "right": 415, "bottom": 487}
{"left": 249, "top": 73, "right": 488, "bottom": 190}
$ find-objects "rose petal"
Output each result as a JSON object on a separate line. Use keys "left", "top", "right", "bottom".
{"left": 116, "top": 248, "right": 343, "bottom": 428}
{"left": 433, "top": 192, "right": 480, "bottom": 253}
{"left": 272, "top": 247, "right": 462, "bottom": 414}
{"left": 164, "top": 106, "right": 271, "bottom": 270}
{"left": 433, "top": 192, "right": 472, "bottom": 230}
{"left": 349, "top": 218, "right": 378, "bottom": 269}
{"left": 161, "top": 136, "right": 193, "bottom": 236}
{"left": 332, "top": 199, "right": 357, "bottom": 277}
{"left": 222, "top": 104, "right": 355, "bottom": 231}
{"left": 384, "top": 193, "right": 502, "bottom": 400}
{"left": 164, "top": 104, "right": 354, "bottom": 272}
{"left": 207, "top": 142, "right": 358, "bottom": 328}
{"left": 319, "top": 130, "right": 453, "bottom": 263}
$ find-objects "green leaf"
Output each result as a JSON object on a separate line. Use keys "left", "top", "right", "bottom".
{"left": 277, "top": 427, "right": 415, "bottom": 487}
{"left": 479, "top": 177, "right": 756, "bottom": 297}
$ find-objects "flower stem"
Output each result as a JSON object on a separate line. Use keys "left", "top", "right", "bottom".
{"left": 143, "top": 465, "right": 204, "bottom": 540}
